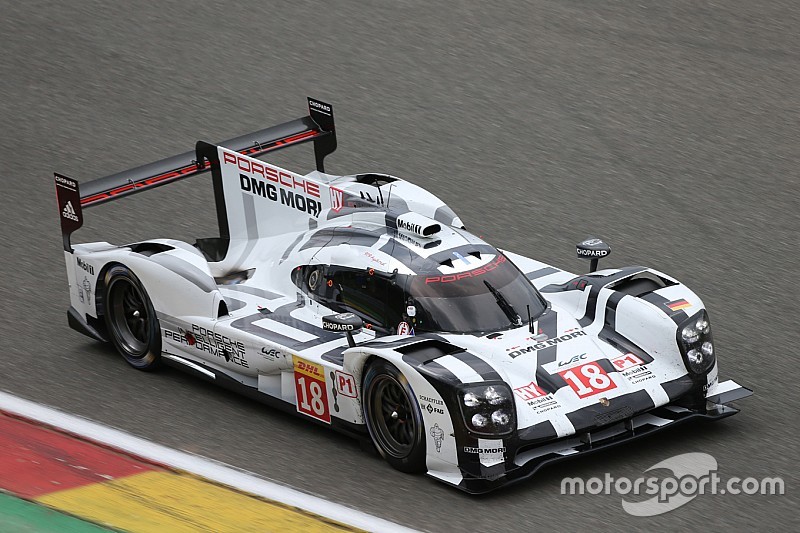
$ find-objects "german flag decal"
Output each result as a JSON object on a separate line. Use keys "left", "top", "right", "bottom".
{"left": 666, "top": 299, "right": 692, "bottom": 311}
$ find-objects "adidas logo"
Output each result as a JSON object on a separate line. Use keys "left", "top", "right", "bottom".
{"left": 62, "top": 201, "right": 79, "bottom": 222}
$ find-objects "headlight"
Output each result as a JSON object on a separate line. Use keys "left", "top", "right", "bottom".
{"left": 491, "top": 409, "right": 511, "bottom": 426}
{"left": 485, "top": 386, "right": 505, "bottom": 405}
{"left": 677, "top": 310, "right": 716, "bottom": 374}
{"left": 472, "top": 413, "right": 489, "bottom": 428}
{"left": 701, "top": 341, "right": 713, "bottom": 357}
{"left": 463, "top": 392, "right": 481, "bottom": 407}
{"left": 458, "top": 382, "right": 516, "bottom": 436}
{"left": 681, "top": 326, "right": 700, "bottom": 344}
{"left": 687, "top": 349, "right": 703, "bottom": 366}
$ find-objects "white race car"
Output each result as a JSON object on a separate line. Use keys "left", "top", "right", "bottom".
{"left": 55, "top": 98, "right": 751, "bottom": 493}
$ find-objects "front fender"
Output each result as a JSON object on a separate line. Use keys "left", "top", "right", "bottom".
{"left": 341, "top": 339, "right": 464, "bottom": 475}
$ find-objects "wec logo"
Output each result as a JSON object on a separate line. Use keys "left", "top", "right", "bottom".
{"left": 558, "top": 353, "right": 588, "bottom": 367}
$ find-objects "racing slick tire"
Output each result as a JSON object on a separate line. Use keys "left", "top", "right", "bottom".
{"left": 363, "top": 359, "right": 426, "bottom": 473}
{"left": 103, "top": 265, "right": 162, "bottom": 371}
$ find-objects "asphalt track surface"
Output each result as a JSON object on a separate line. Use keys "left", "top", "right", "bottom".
{"left": 1, "top": 1, "right": 797, "bottom": 531}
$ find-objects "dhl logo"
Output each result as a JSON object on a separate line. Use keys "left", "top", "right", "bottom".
{"left": 292, "top": 356, "right": 325, "bottom": 380}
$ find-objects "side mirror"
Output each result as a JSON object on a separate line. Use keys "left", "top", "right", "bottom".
{"left": 322, "top": 312, "right": 363, "bottom": 347}
{"left": 576, "top": 237, "right": 611, "bottom": 273}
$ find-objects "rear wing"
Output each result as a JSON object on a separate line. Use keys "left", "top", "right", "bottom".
{"left": 55, "top": 97, "right": 336, "bottom": 251}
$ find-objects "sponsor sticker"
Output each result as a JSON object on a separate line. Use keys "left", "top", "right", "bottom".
{"left": 293, "top": 356, "right": 331, "bottom": 423}
{"left": 467, "top": 439, "right": 506, "bottom": 467}
{"left": 508, "top": 330, "right": 587, "bottom": 359}
{"left": 330, "top": 186, "right": 344, "bottom": 212}
{"left": 78, "top": 276, "right": 92, "bottom": 305}
{"left": 322, "top": 313, "right": 359, "bottom": 332}
{"left": 609, "top": 353, "right": 656, "bottom": 385}
{"left": 225, "top": 149, "right": 323, "bottom": 217}
{"left": 261, "top": 347, "right": 283, "bottom": 360}
{"left": 419, "top": 394, "right": 444, "bottom": 405}
{"left": 363, "top": 250, "right": 387, "bottom": 266}
{"left": 397, "top": 321, "right": 413, "bottom": 336}
{"left": 464, "top": 446, "right": 506, "bottom": 454}
{"left": 425, "top": 254, "right": 507, "bottom": 284}
{"left": 396, "top": 217, "right": 424, "bottom": 235}
{"left": 559, "top": 361, "right": 617, "bottom": 399}
{"left": 76, "top": 257, "right": 94, "bottom": 275}
{"left": 164, "top": 324, "right": 249, "bottom": 368}
{"left": 309, "top": 99, "right": 332, "bottom": 114}
{"left": 611, "top": 352, "right": 645, "bottom": 371}
{"left": 421, "top": 402, "right": 444, "bottom": 415}
{"left": 419, "top": 393, "right": 446, "bottom": 416}
{"left": 514, "top": 382, "right": 561, "bottom": 414}
{"left": 577, "top": 249, "right": 609, "bottom": 257}
{"left": 666, "top": 299, "right": 692, "bottom": 312}
{"left": 334, "top": 370, "right": 357, "bottom": 398}
{"left": 62, "top": 200, "right": 79, "bottom": 221}
{"left": 513, "top": 382, "right": 548, "bottom": 401}
{"left": 622, "top": 366, "right": 656, "bottom": 384}
{"left": 429, "top": 423, "right": 445, "bottom": 452}
{"left": 558, "top": 352, "right": 589, "bottom": 369}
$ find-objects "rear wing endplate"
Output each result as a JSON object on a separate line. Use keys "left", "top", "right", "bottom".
{"left": 55, "top": 97, "right": 336, "bottom": 251}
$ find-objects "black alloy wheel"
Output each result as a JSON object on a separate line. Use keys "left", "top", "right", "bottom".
{"left": 363, "top": 359, "right": 426, "bottom": 473}
{"left": 103, "top": 265, "right": 162, "bottom": 370}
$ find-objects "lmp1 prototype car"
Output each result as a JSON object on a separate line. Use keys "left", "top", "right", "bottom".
{"left": 55, "top": 98, "right": 751, "bottom": 493}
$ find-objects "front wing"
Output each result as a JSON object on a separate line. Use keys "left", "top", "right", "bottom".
{"left": 430, "top": 379, "right": 751, "bottom": 493}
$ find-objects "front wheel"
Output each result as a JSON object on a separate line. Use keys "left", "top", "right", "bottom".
{"left": 362, "top": 360, "right": 426, "bottom": 473}
{"left": 103, "top": 265, "right": 162, "bottom": 370}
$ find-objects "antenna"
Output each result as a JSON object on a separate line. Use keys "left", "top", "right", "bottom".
{"left": 378, "top": 182, "right": 385, "bottom": 206}
{"left": 527, "top": 305, "right": 533, "bottom": 334}
{"left": 385, "top": 183, "right": 395, "bottom": 209}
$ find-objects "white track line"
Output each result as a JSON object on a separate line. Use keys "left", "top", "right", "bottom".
{"left": 0, "top": 390, "right": 418, "bottom": 533}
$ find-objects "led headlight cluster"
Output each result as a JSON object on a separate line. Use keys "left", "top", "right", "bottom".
{"left": 458, "top": 383, "right": 516, "bottom": 436}
{"left": 677, "top": 310, "right": 715, "bottom": 374}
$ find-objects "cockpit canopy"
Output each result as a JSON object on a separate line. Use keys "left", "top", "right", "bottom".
{"left": 294, "top": 248, "right": 547, "bottom": 335}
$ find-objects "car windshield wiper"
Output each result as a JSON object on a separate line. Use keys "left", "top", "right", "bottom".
{"left": 483, "top": 280, "right": 522, "bottom": 327}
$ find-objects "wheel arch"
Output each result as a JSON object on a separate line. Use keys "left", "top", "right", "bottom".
{"left": 342, "top": 349, "right": 419, "bottom": 401}
{"left": 93, "top": 260, "right": 121, "bottom": 319}
{"left": 87, "top": 252, "right": 219, "bottom": 321}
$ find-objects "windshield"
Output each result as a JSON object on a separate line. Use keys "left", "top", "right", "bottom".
{"left": 403, "top": 253, "right": 547, "bottom": 334}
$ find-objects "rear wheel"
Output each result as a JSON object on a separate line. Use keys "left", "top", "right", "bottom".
{"left": 363, "top": 359, "right": 426, "bottom": 473}
{"left": 103, "top": 265, "right": 161, "bottom": 370}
